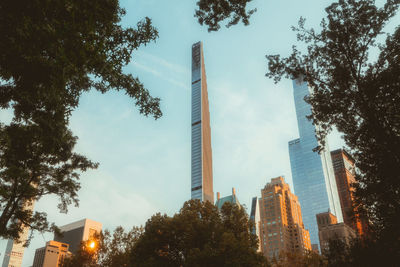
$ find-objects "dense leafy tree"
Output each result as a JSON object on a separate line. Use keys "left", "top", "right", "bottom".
{"left": 0, "top": 0, "right": 160, "bottom": 240}
{"left": 0, "top": 121, "right": 97, "bottom": 241}
{"left": 195, "top": 0, "right": 256, "bottom": 32}
{"left": 62, "top": 238, "right": 99, "bottom": 267}
{"left": 63, "top": 226, "right": 143, "bottom": 267}
{"left": 266, "top": 0, "right": 400, "bottom": 262}
{"left": 130, "top": 200, "right": 267, "bottom": 267}
{"left": 0, "top": 0, "right": 255, "bottom": 241}
{"left": 270, "top": 250, "right": 327, "bottom": 267}
{"left": 322, "top": 237, "right": 399, "bottom": 267}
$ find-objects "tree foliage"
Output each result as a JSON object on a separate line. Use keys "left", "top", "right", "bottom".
{"left": 266, "top": 0, "right": 400, "bottom": 262}
{"left": 195, "top": 0, "right": 256, "bottom": 32}
{"left": 130, "top": 200, "right": 267, "bottom": 267}
{"left": 0, "top": 0, "right": 255, "bottom": 241}
{"left": 0, "top": 0, "right": 160, "bottom": 240}
{"left": 270, "top": 250, "right": 327, "bottom": 267}
{"left": 63, "top": 226, "right": 143, "bottom": 267}
{"left": 0, "top": 121, "right": 97, "bottom": 241}
{"left": 323, "top": 237, "right": 400, "bottom": 267}
{"left": 63, "top": 201, "right": 266, "bottom": 266}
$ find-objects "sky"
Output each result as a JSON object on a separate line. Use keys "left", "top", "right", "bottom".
{"left": 1, "top": 0, "right": 398, "bottom": 265}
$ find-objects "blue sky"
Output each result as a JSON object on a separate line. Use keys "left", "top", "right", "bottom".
{"left": 2, "top": 0, "right": 398, "bottom": 265}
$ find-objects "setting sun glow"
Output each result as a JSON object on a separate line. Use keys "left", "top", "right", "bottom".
{"left": 89, "top": 241, "right": 95, "bottom": 249}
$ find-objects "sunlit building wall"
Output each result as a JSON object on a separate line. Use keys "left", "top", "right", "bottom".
{"left": 331, "top": 149, "right": 368, "bottom": 236}
{"left": 2, "top": 234, "right": 28, "bottom": 267}
{"left": 288, "top": 77, "right": 343, "bottom": 247}
{"left": 2, "top": 199, "right": 35, "bottom": 267}
{"left": 259, "top": 176, "right": 311, "bottom": 258}
{"left": 191, "top": 41, "right": 214, "bottom": 203}
{"left": 32, "top": 241, "right": 70, "bottom": 267}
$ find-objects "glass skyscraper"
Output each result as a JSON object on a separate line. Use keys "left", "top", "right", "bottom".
{"left": 288, "top": 77, "right": 343, "bottom": 247}
{"left": 191, "top": 42, "right": 214, "bottom": 203}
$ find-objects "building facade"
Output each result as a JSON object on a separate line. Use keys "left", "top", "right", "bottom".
{"left": 259, "top": 177, "right": 311, "bottom": 258}
{"left": 250, "top": 197, "right": 262, "bottom": 252}
{"left": 215, "top": 188, "right": 241, "bottom": 210}
{"left": 2, "top": 200, "right": 35, "bottom": 267}
{"left": 2, "top": 238, "right": 26, "bottom": 267}
{"left": 32, "top": 241, "right": 70, "bottom": 267}
{"left": 288, "top": 77, "right": 343, "bottom": 247}
{"left": 191, "top": 41, "right": 214, "bottom": 203}
{"left": 316, "top": 212, "right": 356, "bottom": 254}
{"left": 331, "top": 149, "right": 367, "bottom": 236}
{"left": 53, "top": 218, "right": 102, "bottom": 254}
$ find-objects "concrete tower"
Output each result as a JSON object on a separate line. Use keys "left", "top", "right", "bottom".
{"left": 2, "top": 200, "right": 35, "bottom": 267}
{"left": 191, "top": 41, "right": 214, "bottom": 203}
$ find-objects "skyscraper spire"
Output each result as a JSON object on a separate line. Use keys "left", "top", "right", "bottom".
{"left": 191, "top": 42, "right": 214, "bottom": 203}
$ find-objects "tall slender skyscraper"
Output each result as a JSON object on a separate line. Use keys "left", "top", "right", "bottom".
{"left": 191, "top": 41, "right": 214, "bottom": 203}
{"left": 288, "top": 77, "right": 343, "bottom": 247}
{"left": 2, "top": 228, "right": 30, "bottom": 267}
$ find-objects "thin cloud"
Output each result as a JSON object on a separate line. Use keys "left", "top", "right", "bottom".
{"left": 138, "top": 51, "right": 190, "bottom": 76}
{"left": 209, "top": 80, "right": 297, "bottom": 199}
{"left": 132, "top": 61, "right": 188, "bottom": 91}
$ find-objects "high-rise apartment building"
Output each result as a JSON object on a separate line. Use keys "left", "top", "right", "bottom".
{"left": 316, "top": 212, "right": 356, "bottom": 254}
{"left": 259, "top": 177, "right": 311, "bottom": 258}
{"left": 2, "top": 236, "right": 28, "bottom": 267}
{"left": 288, "top": 77, "right": 343, "bottom": 247}
{"left": 2, "top": 200, "right": 35, "bottom": 267}
{"left": 53, "top": 218, "right": 102, "bottom": 254}
{"left": 191, "top": 41, "right": 214, "bottom": 203}
{"left": 331, "top": 149, "right": 367, "bottom": 236}
{"left": 32, "top": 241, "right": 70, "bottom": 267}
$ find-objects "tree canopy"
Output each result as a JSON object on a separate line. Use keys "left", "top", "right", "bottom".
{"left": 0, "top": 0, "right": 160, "bottom": 240}
{"left": 266, "top": 0, "right": 400, "bottom": 262}
{"left": 130, "top": 200, "right": 267, "bottom": 267}
{"left": 270, "top": 250, "right": 327, "bottom": 267}
{"left": 63, "top": 200, "right": 266, "bottom": 267}
{"left": 0, "top": 0, "right": 256, "bottom": 241}
{"left": 63, "top": 226, "right": 143, "bottom": 267}
{"left": 195, "top": 0, "right": 256, "bottom": 32}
